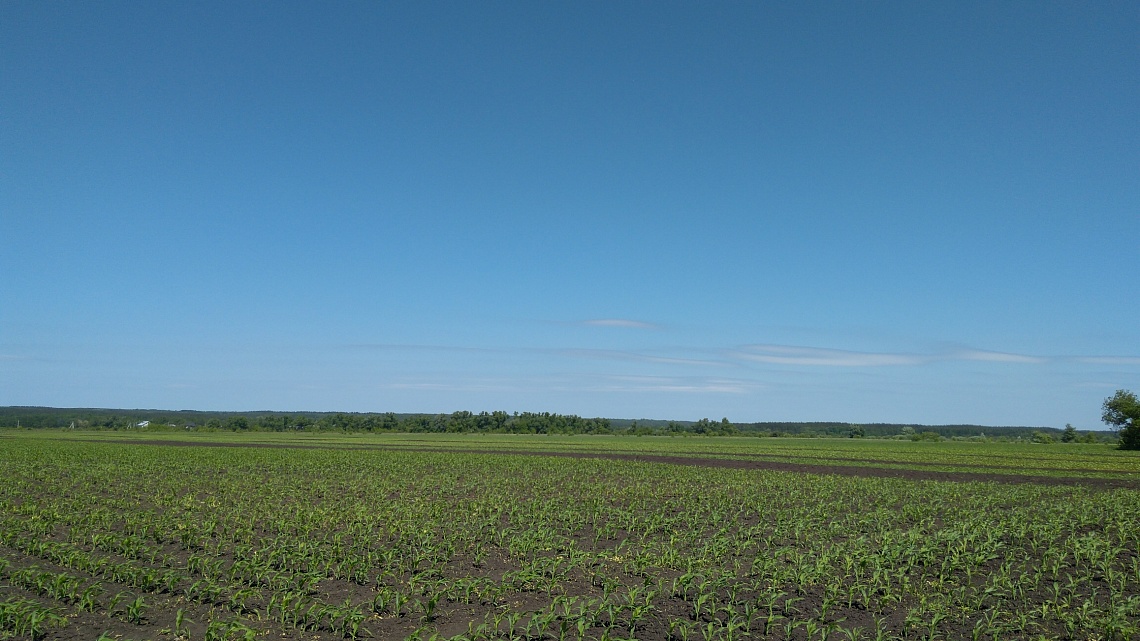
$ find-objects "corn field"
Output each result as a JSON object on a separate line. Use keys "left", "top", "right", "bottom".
{"left": 1, "top": 432, "right": 1138, "bottom": 640}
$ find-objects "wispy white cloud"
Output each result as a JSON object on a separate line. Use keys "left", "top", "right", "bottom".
{"left": 339, "top": 342, "right": 724, "bottom": 368}
{"left": 726, "top": 344, "right": 1127, "bottom": 368}
{"left": 1073, "top": 356, "right": 1140, "bottom": 365}
{"left": 334, "top": 340, "right": 1140, "bottom": 372}
{"left": 954, "top": 350, "right": 1047, "bottom": 364}
{"left": 385, "top": 381, "right": 519, "bottom": 392}
{"left": 1075, "top": 381, "right": 1127, "bottom": 389}
{"left": 555, "top": 348, "right": 723, "bottom": 367}
{"left": 591, "top": 375, "right": 757, "bottom": 394}
{"left": 582, "top": 319, "right": 659, "bottom": 330}
{"left": 732, "top": 344, "right": 923, "bottom": 367}
{"left": 341, "top": 343, "right": 499, "bottom": 354}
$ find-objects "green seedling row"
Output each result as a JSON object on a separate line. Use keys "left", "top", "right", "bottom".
{"left": 0, "top": 433, "right": 1138, "bottom": 640}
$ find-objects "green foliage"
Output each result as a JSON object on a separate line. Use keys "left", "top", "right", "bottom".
{"left": 204, "top": 619, "right": 256, "bottom": 641}
{"left": 0, "top": 407, "right": 615, "bottom": 435}
{"left": 0, "top": 406, "right": 1066, "bottom": 439}
{"left": 1102, "top": 389, "right": 1140, "bottom": 450}
{"left": 0, "top": 598, "right": 66, "bottom": 640}
{"left": 124, "top": 594, "right": 147, "bottom": 624}
{"left": 1062, "top": 423, "right": 1078, "bottom": 443}
{"left": 2, "top": 433, "right": 1139, "bottom": 640}
{"left": 224, "top": 416, "right": 250, "bottom": 431}
{"left": 690, "top": 417, "right": 738, "bottom": 435}
{"left": 735, "top": 421, "right": 1058, "bottom": 439}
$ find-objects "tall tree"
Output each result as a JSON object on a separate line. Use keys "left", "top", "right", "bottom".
{"left": 1061, "top": 423, "right": 1077, "bottom": 443}
{"left": 1102, "top": 390, "right": 1140, "bottom": 450}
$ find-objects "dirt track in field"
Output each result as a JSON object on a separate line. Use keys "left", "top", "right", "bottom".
{"left": 60, "top": 438, "right": 1140, "bottom": 490}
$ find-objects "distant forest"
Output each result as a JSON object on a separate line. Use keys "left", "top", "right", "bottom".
{"left": 0, "top": 406, "right": 1109, "bottom": 442}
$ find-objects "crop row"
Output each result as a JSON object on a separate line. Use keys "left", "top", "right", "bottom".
{"left": 0, "top": 436, "right": 1138, "bottom": 640}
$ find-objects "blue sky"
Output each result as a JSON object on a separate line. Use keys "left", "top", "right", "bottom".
{"left": 2, "top": 2, "right": 1137, "bottom": 427}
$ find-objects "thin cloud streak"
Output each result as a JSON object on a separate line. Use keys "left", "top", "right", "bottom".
{"left": 332, "top": 341, "right": 1139, "bottom": 370}
{"left": 1074, "top": 356, "right": 1140, "bottom": 365}
{"left": 726, "top": 344, "right": 1131, "bottom": 368}
{"left": 954, "top": 350, "right": 1047, "bottom": 364}
{"left": 1075, "top": 381, "right": 1126, "bottom": 389}
{"left": 341, "top": 343, "right": 500, "bottom": 354}
{"left": 382, "top": 373, "right": 753, "bottom": 396}
{"left": 337, "top": 343, "right": 725, "bottom": 367}
{"left": 732, "top": 344, "right": 923, "bottom": 367}
{"left": 582, "top": 319, "right": 659, "bottom": 329}
{"left": 555, "top": 348, "right": 724, "bottom": 368}
{"left": 385, "top": 381, "right": 520, "bottom": 393}
{"left": 585, "top": 375, "right": 757, "bottom": 394}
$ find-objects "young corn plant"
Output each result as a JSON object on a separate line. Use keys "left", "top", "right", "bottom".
{"left": 124, "top": 594, "right": 147, "bottom": 624}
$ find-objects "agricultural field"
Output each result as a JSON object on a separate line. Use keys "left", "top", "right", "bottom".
{"left": 1, "top": 431, "right": 1138, "bottom": 640}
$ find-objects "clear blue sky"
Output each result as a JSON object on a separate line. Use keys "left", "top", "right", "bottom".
{"left": 2, "top": 2, "right": 1137, "bottom": 427}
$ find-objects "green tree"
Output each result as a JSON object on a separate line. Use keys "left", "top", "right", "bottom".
{"left": 1061, "top": 423, "right": 1077, "bottom": 443}
{"left": 1102, "top": 389, "right": 1140, "bottom": 450}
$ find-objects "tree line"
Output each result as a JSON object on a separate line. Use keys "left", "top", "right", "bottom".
{"left": 0, "top": 406, "right": 1112, "bottom": 441}
{"left": 0, "top": 408, "right": 615, "bottom": 435}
